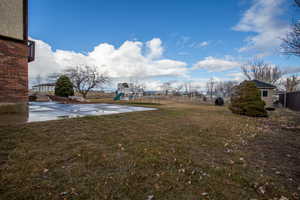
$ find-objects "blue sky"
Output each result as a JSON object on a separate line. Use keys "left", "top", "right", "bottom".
{"left": 28, "top": 0, "right": 300, "bottom": 90}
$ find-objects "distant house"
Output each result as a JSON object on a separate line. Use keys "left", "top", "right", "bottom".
{"left": 250, "top": 80, "right": 276, "bottom": 108}
{"left": 32, "top": 83, "right": 56, "bottom": 93}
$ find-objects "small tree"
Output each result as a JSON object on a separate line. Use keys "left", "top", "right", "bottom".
{"left": 229, "top": 81, "right": 267, "bottom": 117}
{"left": 55, "top": 75, "right": 74, "bottom": 97}
{"left": 215, "top": 97, "right": 224, "bottom": 106}
{"left": 65, "top": 65, "right": 110, "bottom": 98}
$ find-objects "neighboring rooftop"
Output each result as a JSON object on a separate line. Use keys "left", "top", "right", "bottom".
{"left": 250, "top": 80, "right": 276, "bottom": 89}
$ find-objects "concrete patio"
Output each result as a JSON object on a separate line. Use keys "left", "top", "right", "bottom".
{"left": 28, "top": 102, "right": 157, "bottom": 122}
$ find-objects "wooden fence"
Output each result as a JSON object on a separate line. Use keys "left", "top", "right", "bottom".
{"left": 279, "top": 91, "right": 300, "bottom": 111}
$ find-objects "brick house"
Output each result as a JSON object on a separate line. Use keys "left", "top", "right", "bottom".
{"left": 0, "top": 0, "right": 35, "bottom": 111}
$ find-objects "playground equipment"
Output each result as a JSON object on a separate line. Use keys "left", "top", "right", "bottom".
{"left": 114, "top": 82, "right": 144, "bottom": 101}
{"left": 114, "top": 93, "right": 124, "bottom": 101}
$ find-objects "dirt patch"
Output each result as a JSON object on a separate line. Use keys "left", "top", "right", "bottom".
{"left": 246, "top": 109, "right": 300, "bottom": 195}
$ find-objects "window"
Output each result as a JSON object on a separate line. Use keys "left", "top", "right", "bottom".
{"left": 262, "top": 90, "right": 268, "bottom": 97}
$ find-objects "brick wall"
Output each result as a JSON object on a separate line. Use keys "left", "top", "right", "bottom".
{"left": 0, "top": 38, "right": 28, "bottom": 103}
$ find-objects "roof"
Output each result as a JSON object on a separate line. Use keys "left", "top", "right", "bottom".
{"left": 250, "top": 80, "right": 276, "bottom": 89}
{"left": 33, "top": 83, "right": 56, "bottom": 87}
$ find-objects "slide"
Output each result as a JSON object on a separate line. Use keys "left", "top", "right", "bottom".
{"left": 114, "top": 93, "right": 124, "bottom": 101}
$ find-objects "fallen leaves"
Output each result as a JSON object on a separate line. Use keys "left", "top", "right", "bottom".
{"left": 43, "top": 168, "right": 49, "bottom": 173}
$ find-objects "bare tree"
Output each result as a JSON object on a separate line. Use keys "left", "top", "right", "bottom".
{"left": 206, "top": 78, "right": 216, "bottom": 100}
{"left": 129, "top": 76, "right": 146, "bottom": 93}
{"left": 283, "top": 75, "right": 300, "bottom": 92}
{"left": 281, "top": 0, "right": 300, "bottom": 56}
{"left": 160, "top": 81, "right": 200, "bottom": 97}
{"left": 241, "top": 59, "right": 284, "bottom": 84}
{"left": 183, "top": 82, "right": 198, "bottom": 97}
{"left": 183, "top": 82, "right": 192, "bottom": 94}
{"left": 161, "top": 82, "right": 173, "bottom": 95}
{"left": 175, "top": 84, "right": 184, "bottom": 92}
{"left": 224, "top": 81, "right": 238, "bottom": 97}
{"left": 64, "top": 65, "right": 110, "bottom": 98}
{"left": 282, "top": 22, "right": 300, "bottom": 56}
{"left": 172, "top": 83, "right": 183, "bottom": 96}
{"left": 214, "top": 82, "right": 225, "bottom": 98}
{"left": 215, "top": 81, "right": 238, "bottom": 98}
{"left": 35, "top": 74, "right": 43, "bottom": 85}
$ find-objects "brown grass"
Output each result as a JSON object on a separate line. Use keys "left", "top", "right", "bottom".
{"left": 0, "top": 101, "right": 299, "bottom": 199}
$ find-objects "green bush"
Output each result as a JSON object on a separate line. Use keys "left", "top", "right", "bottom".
{"left": 55, "top": 75, "right": 74, "bottom": 97}
{"left": 229, "top": 81, "right": 267, "bottom": 117}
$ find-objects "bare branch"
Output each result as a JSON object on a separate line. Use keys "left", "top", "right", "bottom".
{"left": 281, "top": 22, "right": 300, "bottom": 57}
{"left": 215, "top": 81, "right": 238, "bottom": 98}
{"left": 206, "top": 78, "right": 216, "bottom": 100}
{"left": 283, "top": 75, "right": 300, "bottom": 92}
{"left": 241, "top": 59, "right": 284, "bottom": 84}
{"left": 64, "top": 65, "right": 110, "bottom": 98}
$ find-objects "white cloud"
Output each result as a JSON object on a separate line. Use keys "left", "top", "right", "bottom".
{"left": 225, "top": 72, "right": 245, "bottom": 81}
{"left": 199, "top": 41, "right": 209, "bottom": 47}
{"left": 28, "top": 39, "right": 61, "bottom": 78}
{"left": 144, "top": 80, "right": 164, "bottom": 91}
{"left": 146, "top": 38, "right": 163, "bottom": 59}
{"left": 106, "top": 77, "right": 164, "bottom": 91}
{"left": 233, "top": 0, "right": 291, "bottom": 55}
{"left": 188, "top": 41, "right": 211, "bottom": 48}
{"left": 192, "top": 57, "right": 240, "bottom": 72}
{"left": 29, "top": 38, "right": 188, "bottom": 81}
{"left": 285, "top": 66, "right": 300, "bottom": 74}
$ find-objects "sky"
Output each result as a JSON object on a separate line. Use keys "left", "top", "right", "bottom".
{"left": 28, "top": 0, "right": 300, "bottom": 90}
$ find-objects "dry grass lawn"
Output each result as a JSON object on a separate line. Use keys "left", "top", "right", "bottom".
{"left": 0, "top": 101, "right": 299, "bottom": 199}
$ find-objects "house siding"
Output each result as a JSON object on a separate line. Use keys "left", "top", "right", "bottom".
{"left": 260, "top": 89, "right": 274, "bottom": 108}
{"left": 0, "top": 0, "right": 24, "bottom": 40}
